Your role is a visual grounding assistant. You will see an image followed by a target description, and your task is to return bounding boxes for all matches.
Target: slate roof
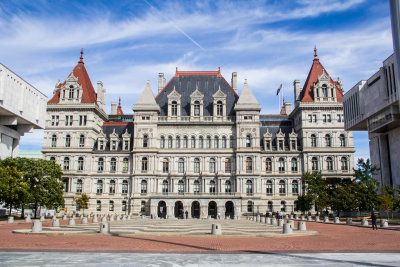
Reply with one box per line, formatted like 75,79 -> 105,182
155,70 -> 239,116
260,118 -> 295,147
93,123 -> 133,152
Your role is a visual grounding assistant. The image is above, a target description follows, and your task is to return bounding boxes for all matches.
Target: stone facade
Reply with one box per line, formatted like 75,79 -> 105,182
43,50 -> 354,217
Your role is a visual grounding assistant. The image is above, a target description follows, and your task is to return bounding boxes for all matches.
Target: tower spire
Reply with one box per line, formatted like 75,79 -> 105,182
79,48 -> 84,64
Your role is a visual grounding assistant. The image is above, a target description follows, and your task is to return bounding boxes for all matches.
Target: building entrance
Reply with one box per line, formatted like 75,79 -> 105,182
158,201 -> 167,218
174,201 -> 184,218
208,201 -> 217,218
191,201 -> 200,218
225,201 -> 234,219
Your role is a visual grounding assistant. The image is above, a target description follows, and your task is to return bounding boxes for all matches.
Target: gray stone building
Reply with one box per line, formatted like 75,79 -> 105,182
43,49 -> 354,217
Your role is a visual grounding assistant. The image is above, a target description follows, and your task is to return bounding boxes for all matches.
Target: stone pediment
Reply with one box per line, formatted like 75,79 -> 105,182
122,129 -> 131,138
276,128 -> 285,138
190,86 -> 204,99
213,86 -> 226,98
167,86 -> 181,100
263,128 -> 272,138
289,128 -> 298,138
110,128 -> 119,139
318,70 -> 330,83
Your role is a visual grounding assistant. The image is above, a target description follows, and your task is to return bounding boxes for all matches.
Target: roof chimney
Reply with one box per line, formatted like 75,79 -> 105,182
293,80 -> 301,107
231,72 -> 238,93
158,73 -> 165,93
111,102 -> 117,115
285,102 -> 292,115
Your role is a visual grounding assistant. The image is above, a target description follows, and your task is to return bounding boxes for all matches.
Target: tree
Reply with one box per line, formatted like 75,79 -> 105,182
354,158 -> 380,211
300,171 -> 328,213
74,193 -> 90,215
331,179 -> 359,215
296,194 -> 314,213
379,185 -> 396,219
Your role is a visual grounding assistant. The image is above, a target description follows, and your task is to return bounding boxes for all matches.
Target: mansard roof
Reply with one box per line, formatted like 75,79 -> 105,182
300,48 -> 343,103
155,68 -> 239,116
93,122 -> 134,152
48,49 -> 97,104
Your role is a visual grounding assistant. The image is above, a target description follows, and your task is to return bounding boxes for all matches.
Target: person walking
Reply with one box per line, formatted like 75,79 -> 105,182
371,212 -> 378,230
185,210 -> 188,219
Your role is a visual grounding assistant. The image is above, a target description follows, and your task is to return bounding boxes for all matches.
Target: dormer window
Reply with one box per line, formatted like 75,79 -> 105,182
171,101 -> 177,116
124,140 -> 129,150
322,84 -> 328,98
99,140 -> 104,150
194,101 -> 200,116
69,85 -> 74,99
217,101 -> 223,116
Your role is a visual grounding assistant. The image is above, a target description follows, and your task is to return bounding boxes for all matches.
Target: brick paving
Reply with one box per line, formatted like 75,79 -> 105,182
1,218 -> 400,253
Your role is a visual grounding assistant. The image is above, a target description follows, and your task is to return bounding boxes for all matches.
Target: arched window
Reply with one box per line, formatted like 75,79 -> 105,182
326,157 -> 333,171
109,180 -> 116,194
122,158 -> 129,173
209,158 -> 216,173
194,100 -> 200,116
341,157 -> 349,171
340,134 -> 346,147
206,136 -> 211,148
225,180 -> 231,193
63,178 -> 69,192
266,180 -> 273,195
98,158 -> 104,172
194,158 -> 200,173
77,157 -> 84,171
171,100 -> 177,116
183,136 -> 188,148
247,200 -> 253,212
199,136 -> 203,148
122,180 -> 128,194
160,136 -> 165,148
246,180 -> 253,194
109,200 -> 114,211
178,158 -> 185,173
76,179 -> 82,193
50,156 -> 56,162
222,136 -> 227,148
97,180 -> 103,194
141,157 -> 148,172
217,100 -> 223,116
143,134 -> 148,148
311,134 -> 317,147
63,157 -> 70,171
110,157 -> 117,172
291,158 -> 298,172
278,157 -> 285,173
96,200 -> 101,211
322,84 -> 328,98
79,135 -> 85,147
162,158 -> 169,173
246,157 -> 253,173
141,180 -> 147,194
176,136 -> 180,148
292,180 -> 299,195
225,158 -> 231,173
209,180 -> 216,194
312,157 -> 319,171
168,136 -> 173,148
230,136 -> 234,148
268,201 -> 273,212
162,180 -> 169,194
191,136 -> 196,148
194,180 -> 200,194
246,134 -> 251,147
51,134 -> 57,147
279,180 -> 286,195
178,180 -> 185,194
281,201 -> 286,212
265,158 -> 272,172
65,134 -> 71,147
214,136 -> 219,148
325,134 -> 331,147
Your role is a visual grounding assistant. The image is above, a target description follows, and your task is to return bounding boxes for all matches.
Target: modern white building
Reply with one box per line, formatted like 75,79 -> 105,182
43,49 -> 354,217
0,62 -> 47,159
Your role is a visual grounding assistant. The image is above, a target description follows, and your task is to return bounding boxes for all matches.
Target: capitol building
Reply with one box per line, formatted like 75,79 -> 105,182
42,49 -> 355,218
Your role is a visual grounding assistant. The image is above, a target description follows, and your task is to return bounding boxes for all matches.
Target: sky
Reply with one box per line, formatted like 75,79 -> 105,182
0,0 -> 393,160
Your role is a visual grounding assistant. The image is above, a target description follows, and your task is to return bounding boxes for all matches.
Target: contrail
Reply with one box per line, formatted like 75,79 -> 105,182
143,0 -> 205,51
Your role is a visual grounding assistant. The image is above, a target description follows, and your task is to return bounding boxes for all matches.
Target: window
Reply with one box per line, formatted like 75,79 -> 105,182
194,100 -> 200,116
199,136 -> 203,148
322,84 -> 328,97
69,86 -> 74,99
97,180 -> 103,194
98,158 -> 104,172
308,114 -> 313,123
194,158 -> 200,173
122,158 -> 129,173
142,157 -> 148,172
208,158 -> 216,173
141,180 -> 147,194
63,157 -> 70,171
311,134 -> 317,147
279,180 -> 286,195
278,140 -> 284,150
178,180 -> 185,194
77,157 -> 84,171
79,135 -> 85,147
109,200 -> 114,211
206,136 -> 211,148
291,140 -> 296,150
162,158 -> 169,173
178,158 -> 185,173
265,158 -> 272,172
183,136 -> 188,148
65,115 -> 73,126
176,136 -> 180,148
327,157 -> 333,171
111,140 -> 117,150
65,134 -> 71,147
209,180 -> 216,194
124,140 -> 129,150
268,201 -> 273,212
109,180 -> 116,194
291,158 -> 298,172
230,136 -> 234,148
281,201 -> 286,212
246,157 -> 253,173
99,140 -> 104,150
110,158 -> 117,172
312,157 -> 319,171
122,180 -> 128,194
141,201 -> 146,212
217,101 -> 223,116
51,115 -> 59,126
246,180 -> 253,194
266,180 -> 273,195
265,140 -> 271,150
337,114 -> 343,123
143,135 -> 148,148
97,200 -> 101,211
50,156 -> 56,162
313,114 -> 317,122
323,114 -> 331,123
162,180 -> 169,194
225,180 -> 231,193
194,180 -> 200,194
160,136 -> 165,148
168,136 -> 173,148
141,116 -> 150,120
247,201 -> 253,212
171,101 -> 177,116
325,134 -> 331,147
278,158 -> 285,173
341,157 -> 349,171
79,115 -> 87,126
225,158 -> 231,173
214,136 -> 219,148
122,201 -> 127,212
51,134 -> 57,147
222,136 -> 227,148
246,135 -> 251,148
340,134 -> 346,147
292,180 -> 299,195
191,136 -> 196,148
63,178 -> 69,192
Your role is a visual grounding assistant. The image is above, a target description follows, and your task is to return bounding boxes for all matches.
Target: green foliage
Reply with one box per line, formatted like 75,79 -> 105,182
296,194 -> 314,212
74,193 -> 90,215
354,158 -> 380,211
379,185 -> 396,218
330,179 -> 359,212
0,165 -> 29,214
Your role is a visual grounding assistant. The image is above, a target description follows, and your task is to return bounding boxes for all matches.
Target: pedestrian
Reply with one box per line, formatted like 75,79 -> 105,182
218,212 -> 221,220
266,211 -> 270,218
150,213 -> 153,219
185,210 -> 188,219
371,212 -> 378,230
272,211 -> 275,218
279,211 -> 283,219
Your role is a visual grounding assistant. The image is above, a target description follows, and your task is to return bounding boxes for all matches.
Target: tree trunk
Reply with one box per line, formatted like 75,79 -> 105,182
9,203 -> 12,216
34,202 -> 38,218
21,206 -> 25,219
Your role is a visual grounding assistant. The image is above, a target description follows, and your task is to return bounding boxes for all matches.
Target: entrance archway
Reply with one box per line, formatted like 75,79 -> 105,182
208,201 -> 217,218
174,201 -> 184,218
158,201 -> 167,218
191,201 -> 200,219
225,201 -> 234,219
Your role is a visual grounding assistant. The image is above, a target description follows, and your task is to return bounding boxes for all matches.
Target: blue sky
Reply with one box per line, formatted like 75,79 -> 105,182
0,0 -> 393,160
